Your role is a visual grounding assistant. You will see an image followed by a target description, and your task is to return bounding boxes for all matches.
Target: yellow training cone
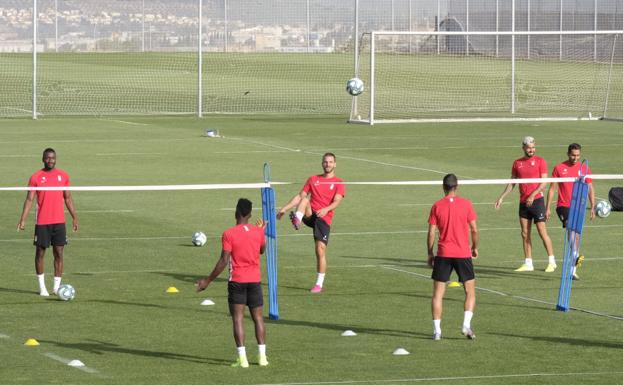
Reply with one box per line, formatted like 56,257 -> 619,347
24,338 -> 40,346
166,287 -> 179,293
447,281 -> 461,288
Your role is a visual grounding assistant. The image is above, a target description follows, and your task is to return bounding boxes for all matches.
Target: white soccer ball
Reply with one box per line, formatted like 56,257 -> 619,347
346,77 -> 364,96
596,200 -> 612,218
192,231 -> 207,247
57,284 -> 75,301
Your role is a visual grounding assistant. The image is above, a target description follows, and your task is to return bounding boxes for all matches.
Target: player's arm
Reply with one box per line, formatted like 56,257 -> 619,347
196,250 -> 231,292
588,182 -> 596,220
469,220 -> 479,258
17,190 -> 36,231
276,190 -> 308,219
255,219 -> 267,254
495,178 -> 516,210
427,224 -> 437,267
526,172 -> 548,207
316,193 -> 344,217
64,190 -> 78,232
545,182 -> 557,221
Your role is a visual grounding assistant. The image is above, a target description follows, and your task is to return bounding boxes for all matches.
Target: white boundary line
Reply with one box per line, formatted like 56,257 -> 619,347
98,118 -> 150,126
251,371 -> 623,385
381,266 -> 623,321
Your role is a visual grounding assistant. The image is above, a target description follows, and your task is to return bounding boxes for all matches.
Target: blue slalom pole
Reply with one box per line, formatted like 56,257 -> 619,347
556,161 -> 590,312
261,163 -> 279,320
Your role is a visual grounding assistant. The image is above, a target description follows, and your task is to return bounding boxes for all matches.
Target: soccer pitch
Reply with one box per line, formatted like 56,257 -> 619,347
1,116 -> 622,384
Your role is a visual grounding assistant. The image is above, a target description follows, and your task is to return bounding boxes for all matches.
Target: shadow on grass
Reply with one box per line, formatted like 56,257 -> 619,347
0,286 -> 38,295
38,338 -> 232,365
268,318 -> 429,339
339,255 -> 422,266
488,332 -> 623,350
151,271 -> 226,284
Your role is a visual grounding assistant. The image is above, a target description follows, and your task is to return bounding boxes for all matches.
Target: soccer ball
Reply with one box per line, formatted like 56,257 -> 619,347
596,200 -> 612,218
346,77 -> 364,96
192,231 -> 207,247
57,284 -> 75,301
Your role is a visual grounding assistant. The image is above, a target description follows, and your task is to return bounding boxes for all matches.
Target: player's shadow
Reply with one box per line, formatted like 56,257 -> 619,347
339,255 -> 422,266
488,332 -> 623,350
473,265 -> 552,281
0,286 -> 39,295
37,338 -> 232,365
268,318 -> 428,339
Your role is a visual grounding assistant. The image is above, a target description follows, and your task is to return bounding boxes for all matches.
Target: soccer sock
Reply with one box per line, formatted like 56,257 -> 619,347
433,319 -> 441,334
37,274 -> 46,292
524,258 -> 533,267
236,346 -> 247,359
258,344 -> 266,356
548,255 -> 556,264
315,273 -> 325,287
295,211 -> 304,221
463,311 -> 474,329
53,276 -> 62,292
572,266 -> 577,275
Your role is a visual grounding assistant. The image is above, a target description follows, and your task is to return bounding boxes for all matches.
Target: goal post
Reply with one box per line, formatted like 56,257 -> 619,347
350,30 -> 623,124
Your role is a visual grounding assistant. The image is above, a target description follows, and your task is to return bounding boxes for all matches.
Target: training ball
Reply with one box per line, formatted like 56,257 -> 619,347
57,284 -> 76,301
346,77 -> 364,96
192,231 -> 207,247
596,200 -> 611,218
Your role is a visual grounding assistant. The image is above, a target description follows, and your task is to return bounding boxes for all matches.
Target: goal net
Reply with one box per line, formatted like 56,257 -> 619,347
350,31 -> 623,124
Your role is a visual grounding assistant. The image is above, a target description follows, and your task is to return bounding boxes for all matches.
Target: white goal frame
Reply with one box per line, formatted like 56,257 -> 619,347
350,30 -> 623,125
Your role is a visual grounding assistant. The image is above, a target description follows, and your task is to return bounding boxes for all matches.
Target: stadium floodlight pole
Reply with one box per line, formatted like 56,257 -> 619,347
436,0 -> 440,54
54,0 -> 58,53
306,0 -> 310,53
142,0 -> 145,52
32,0 -> 37,120
466,0 -> 469,56
511,0 -> 516,114
198,0 -> 203,118
594,0 -> 598,62
560,0 -> 563,61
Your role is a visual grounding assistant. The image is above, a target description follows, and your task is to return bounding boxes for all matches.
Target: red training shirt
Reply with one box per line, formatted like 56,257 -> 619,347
511,155 -> 548,203
302,175 -> 346,226
552,161 -> 592,208
428,196 -> 477,258
28,168 -> 70,225
222,223 -> 266,283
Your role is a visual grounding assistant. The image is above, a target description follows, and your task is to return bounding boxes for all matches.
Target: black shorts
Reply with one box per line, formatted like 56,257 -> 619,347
228,282 -> 263,308
519,197 -> 547,223
556,206 -> 569,228
431,257 -> 475,283
34,224 -> 67,248
302,214 -> 331,245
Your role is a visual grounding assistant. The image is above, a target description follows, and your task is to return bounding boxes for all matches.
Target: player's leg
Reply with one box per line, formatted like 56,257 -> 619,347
228,282 -> 249,368
430,257 -> 451,340
456,258 -> 476,339
533,199 -> 556,272
515,217 -> 535,271
290,196 -> 310,230
249,305 -> 268,366
50,224 -> 67,294
34,225 -> 50,296
310,219 -> 330,293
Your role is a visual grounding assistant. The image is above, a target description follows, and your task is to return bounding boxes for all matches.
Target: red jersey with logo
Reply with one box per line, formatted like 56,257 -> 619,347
222,223 -> 266,283
302,175 -> 346,226
428,196 -> 477,258
28,168 -> 70,225
511,155 -> 548,203
552,161 -> 592,208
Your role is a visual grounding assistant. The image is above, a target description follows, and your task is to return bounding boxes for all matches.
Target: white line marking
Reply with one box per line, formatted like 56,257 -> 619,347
95,153 -> 163,156
0,333 -> 10,339
0,154 -> 38,158
251,371 -> 623,385
98,119 -> 149,126
80,209 -> 135,213
398,202 -> 507,206
382,265 -> 623,321
43,352 -> 99,374
225,137 -> 301,152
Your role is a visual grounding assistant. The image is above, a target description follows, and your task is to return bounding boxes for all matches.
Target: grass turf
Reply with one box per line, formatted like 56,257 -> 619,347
0,116 -> 622,384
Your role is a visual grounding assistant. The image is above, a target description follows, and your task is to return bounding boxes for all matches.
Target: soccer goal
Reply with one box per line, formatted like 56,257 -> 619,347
350,30 -> 623,124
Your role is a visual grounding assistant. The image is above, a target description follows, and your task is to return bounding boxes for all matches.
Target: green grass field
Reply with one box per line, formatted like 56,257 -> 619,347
1,116 -> 622,384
